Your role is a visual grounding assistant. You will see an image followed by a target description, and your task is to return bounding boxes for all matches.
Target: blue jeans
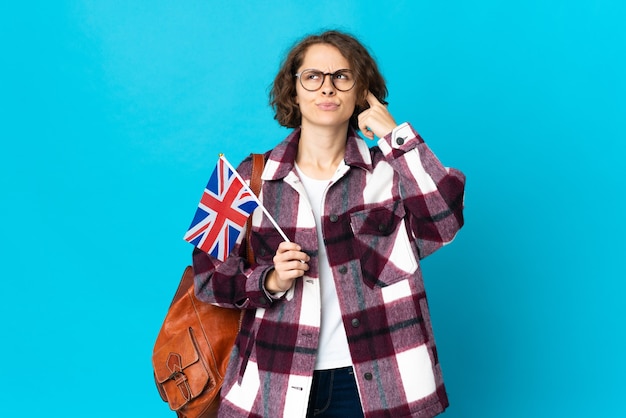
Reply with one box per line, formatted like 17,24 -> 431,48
306,366 -> 365,417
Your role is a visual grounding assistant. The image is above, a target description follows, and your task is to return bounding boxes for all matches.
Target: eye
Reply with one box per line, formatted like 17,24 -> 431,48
304,70 -> 322,80
333,70 -> 352,81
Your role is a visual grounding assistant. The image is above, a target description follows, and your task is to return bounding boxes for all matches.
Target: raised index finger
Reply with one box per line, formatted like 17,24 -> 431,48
366,91 -> 383,107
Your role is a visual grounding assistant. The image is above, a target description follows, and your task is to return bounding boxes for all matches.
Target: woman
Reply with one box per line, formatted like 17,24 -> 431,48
193,30 -> 465,418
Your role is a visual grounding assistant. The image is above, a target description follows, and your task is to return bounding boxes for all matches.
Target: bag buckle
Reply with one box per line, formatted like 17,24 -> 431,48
166,352 -> 192,402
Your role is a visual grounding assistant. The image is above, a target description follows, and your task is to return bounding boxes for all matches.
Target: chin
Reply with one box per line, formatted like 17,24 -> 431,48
314,114 -> 352,127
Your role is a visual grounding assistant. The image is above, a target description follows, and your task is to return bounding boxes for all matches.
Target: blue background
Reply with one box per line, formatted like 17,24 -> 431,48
1,1 -> 624,417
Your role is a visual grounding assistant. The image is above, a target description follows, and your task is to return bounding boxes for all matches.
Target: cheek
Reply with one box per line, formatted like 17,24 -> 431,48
294,88 -> 308,106
346,94 -> 359,111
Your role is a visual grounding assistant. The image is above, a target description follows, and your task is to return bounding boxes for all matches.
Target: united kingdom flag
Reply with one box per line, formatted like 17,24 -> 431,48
184,155 -> 259,261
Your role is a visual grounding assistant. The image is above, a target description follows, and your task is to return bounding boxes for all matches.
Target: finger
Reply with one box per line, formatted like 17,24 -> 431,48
365,91 -> 382,108
277,263 -> 307,281
359,124 -> 374,140
358,112 -> 375,140
275,244 -> 301,261
274,248 -> 308,267
288,259 -> 308,272
277,241 -> 300,252
286,250 -> 308,264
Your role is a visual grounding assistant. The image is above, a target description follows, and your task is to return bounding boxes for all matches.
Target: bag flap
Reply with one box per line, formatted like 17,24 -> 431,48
153,328 -> 202,383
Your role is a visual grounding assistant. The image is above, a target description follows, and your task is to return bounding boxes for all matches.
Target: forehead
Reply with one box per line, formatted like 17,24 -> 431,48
299,43 -> 350,71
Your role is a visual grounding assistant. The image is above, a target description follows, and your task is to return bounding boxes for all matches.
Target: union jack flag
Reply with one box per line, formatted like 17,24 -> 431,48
184,155 -> 259,261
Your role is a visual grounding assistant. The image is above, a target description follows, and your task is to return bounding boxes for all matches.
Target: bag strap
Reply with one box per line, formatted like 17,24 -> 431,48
245,153 -> 265,264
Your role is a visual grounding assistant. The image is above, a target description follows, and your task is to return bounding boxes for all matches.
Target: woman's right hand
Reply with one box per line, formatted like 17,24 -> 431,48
265,241 -> 310,293
358,91 -> 397,140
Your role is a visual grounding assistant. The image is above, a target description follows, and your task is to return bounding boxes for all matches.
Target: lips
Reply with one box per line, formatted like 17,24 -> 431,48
316,102 -> 339,111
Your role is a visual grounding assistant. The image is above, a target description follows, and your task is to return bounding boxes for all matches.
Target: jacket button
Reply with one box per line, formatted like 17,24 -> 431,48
364,372 -> 373,380
396,137 -> 405,145
351,318 -> 360,328
329,214 -> 339,222
258,297 -> 268,305
338,266 -> 347,274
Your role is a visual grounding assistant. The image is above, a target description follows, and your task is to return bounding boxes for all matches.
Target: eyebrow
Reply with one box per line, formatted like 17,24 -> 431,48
300,68 -> 352,72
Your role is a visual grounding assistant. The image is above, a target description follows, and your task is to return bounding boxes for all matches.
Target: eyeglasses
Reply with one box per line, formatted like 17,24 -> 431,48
294,69 -> 356,92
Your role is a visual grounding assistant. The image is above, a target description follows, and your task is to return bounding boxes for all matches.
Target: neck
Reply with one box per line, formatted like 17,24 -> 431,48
296,123 -> 348,180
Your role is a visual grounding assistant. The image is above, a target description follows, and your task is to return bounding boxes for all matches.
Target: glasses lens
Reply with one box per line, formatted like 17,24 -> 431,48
300,70 -> 323,91
331,70 -> 354,91
299,70 -> 355,91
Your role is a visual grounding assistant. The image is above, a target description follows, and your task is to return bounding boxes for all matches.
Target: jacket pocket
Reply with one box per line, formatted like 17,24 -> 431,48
350,201 -> 418,288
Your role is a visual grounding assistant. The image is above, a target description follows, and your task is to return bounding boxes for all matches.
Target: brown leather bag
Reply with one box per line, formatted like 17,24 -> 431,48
153,154 -> 265,417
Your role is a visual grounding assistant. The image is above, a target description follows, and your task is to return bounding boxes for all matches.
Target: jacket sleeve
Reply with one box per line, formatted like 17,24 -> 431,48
377,122 -> 466,259
192,155 -> 277,309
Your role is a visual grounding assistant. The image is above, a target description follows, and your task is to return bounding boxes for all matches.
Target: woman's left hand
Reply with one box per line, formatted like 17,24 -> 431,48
358,91 -> 398,140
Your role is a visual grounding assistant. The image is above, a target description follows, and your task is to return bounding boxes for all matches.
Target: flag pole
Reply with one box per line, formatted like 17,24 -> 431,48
220,154 -> 291,243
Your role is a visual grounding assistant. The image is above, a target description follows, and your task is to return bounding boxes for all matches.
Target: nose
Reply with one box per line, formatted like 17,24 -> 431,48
320,74 -> 336,95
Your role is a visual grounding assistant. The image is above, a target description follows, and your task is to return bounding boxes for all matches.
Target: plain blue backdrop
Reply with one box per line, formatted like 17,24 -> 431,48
1,1 -> 625,417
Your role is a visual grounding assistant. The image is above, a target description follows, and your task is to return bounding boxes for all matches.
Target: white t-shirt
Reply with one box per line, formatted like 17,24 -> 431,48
295,164 -> 352,370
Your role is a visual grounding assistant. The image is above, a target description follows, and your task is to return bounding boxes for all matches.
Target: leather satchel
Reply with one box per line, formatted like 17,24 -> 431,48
153,154 -> 265,417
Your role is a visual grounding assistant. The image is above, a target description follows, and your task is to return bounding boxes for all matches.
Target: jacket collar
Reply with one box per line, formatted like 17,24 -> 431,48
262,127 -> 373,181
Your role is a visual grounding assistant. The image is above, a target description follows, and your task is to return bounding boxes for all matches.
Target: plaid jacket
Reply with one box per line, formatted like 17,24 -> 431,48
193,123 -> 465,418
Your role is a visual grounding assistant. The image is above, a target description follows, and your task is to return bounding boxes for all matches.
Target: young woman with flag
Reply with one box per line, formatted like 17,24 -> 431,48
192,30 -> 465,418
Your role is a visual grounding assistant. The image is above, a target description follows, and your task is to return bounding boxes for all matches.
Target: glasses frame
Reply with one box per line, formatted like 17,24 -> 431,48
294,69 -> 356,92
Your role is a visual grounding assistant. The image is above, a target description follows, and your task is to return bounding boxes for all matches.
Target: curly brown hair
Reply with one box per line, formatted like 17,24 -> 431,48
269,30 -> 388,130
